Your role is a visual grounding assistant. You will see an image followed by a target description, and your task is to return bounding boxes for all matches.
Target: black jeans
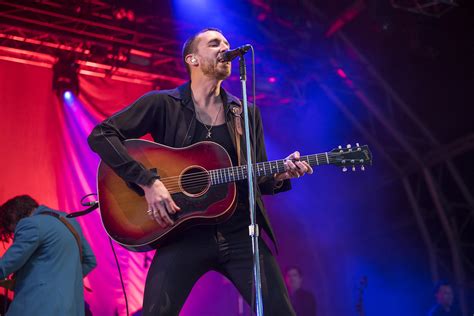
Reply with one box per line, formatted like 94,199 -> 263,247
142,209 -> 295,316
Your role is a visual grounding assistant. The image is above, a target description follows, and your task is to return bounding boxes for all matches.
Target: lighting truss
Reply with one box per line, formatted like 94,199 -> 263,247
0,0 -> 186,87
391,0 -> 459,17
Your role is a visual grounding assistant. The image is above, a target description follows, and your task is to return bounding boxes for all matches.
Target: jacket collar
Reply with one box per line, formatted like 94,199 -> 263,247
31,205 -> 50,215
166,81 -> 242,114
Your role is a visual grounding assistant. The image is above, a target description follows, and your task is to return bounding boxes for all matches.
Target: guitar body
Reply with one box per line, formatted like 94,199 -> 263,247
97,140 -> 237,251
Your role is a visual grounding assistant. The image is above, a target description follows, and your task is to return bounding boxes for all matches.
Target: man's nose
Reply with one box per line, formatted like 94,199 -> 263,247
220,44 -> 230,52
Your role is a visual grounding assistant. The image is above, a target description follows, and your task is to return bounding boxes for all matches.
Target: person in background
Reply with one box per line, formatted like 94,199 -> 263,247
285,266 -> 317,316
427,280 -> 461,316
0,195 -> 96,316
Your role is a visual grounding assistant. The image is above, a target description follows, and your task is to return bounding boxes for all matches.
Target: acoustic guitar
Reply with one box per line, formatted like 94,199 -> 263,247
97,139 -> 372,251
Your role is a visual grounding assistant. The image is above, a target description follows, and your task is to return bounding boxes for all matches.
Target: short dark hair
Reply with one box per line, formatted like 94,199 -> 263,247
0,195 -> 38,242
285,266 -> 303,277
433,280 -> 452,294
182,27 -> 223,74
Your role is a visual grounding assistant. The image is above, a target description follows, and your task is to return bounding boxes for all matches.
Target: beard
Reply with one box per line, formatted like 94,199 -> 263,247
201,57 -> 231,80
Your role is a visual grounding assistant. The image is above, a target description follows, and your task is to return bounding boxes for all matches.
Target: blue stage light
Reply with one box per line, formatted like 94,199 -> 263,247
63,90 -> 72,100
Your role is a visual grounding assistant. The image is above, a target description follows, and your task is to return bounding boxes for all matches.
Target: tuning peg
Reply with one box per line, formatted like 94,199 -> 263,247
361,165 -> 365,171
342,167 -> 348,172
346,144 -> 351,149
356,142 -> 360,147
352,166 -> 356,172
338,145 -> 342,149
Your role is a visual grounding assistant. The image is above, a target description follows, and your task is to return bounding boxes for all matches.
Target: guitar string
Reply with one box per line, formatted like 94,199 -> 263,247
154,157 -> 344,194
152,153 -> 343,184
157,156 -> 341,188
161,162 -> 356,194
157,156 -> 344,188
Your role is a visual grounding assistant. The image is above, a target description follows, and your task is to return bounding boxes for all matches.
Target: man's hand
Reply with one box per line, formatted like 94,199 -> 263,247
139,180 -> 180,228
274,151 -> 313,182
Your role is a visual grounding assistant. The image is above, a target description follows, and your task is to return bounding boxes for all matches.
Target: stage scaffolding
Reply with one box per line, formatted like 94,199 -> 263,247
0,0 -> 472,314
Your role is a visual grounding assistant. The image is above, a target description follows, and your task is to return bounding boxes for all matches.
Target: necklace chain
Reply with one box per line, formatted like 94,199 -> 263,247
193,95 -> 223,139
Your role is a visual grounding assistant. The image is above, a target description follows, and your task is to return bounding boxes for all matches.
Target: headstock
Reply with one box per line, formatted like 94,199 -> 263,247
329,143 -> 372,172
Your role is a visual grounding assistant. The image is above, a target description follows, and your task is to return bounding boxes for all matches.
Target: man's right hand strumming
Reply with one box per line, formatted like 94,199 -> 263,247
139,180 -> 181,228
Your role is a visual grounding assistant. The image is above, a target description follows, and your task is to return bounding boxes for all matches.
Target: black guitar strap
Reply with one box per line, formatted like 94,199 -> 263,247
40,211 -> 83,263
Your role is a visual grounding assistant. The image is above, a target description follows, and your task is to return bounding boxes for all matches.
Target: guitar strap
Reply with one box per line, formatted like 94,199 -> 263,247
231,104 -> 243,165
40,211 -> 83,263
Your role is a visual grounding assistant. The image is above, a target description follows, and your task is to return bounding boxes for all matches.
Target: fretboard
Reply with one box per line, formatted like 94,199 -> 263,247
209,152 -> 333,185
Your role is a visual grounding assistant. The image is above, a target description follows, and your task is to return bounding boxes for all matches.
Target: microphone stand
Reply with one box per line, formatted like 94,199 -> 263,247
239,54 -> 264,316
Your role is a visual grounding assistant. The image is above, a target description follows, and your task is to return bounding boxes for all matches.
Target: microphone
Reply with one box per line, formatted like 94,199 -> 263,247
218,44 -> 251,62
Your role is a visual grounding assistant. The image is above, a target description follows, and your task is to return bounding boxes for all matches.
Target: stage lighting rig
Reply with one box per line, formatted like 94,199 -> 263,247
52,55 -> 79,98
391,0 -> 458,17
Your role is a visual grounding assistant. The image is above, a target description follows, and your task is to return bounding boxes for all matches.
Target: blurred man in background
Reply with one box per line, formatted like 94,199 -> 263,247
285,266 -> 317,316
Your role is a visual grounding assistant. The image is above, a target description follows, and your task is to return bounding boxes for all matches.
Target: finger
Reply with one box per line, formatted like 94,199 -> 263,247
288,169 -> 300,178
151,205 -> 165,227
286,160 -> 297,171
160,201 -> 174,226
171,200 -> 181,212
163,198 -> 176,214
155,201 -> 170,227
294,151 -> 300,160
167,196 -> 181,212
303,161 -> 314,174
295,161 -> 308,175
146,207 -> 154,220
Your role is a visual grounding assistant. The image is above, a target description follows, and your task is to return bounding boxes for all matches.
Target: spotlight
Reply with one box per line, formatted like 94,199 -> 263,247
63,90 -> 73,100
53,55 -> 79,98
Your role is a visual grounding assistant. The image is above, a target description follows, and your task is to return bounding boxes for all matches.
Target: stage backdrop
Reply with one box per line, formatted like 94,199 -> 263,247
1,58 -> 431,316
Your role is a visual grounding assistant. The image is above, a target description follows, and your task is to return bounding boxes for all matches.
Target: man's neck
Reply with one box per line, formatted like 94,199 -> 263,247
190,77 -> 223,108
289,287 -> 301,295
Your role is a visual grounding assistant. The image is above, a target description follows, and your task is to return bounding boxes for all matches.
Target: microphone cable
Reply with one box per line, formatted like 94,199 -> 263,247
72,193 -> 130,316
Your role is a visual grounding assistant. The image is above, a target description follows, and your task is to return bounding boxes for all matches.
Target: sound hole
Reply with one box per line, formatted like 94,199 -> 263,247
180,166 -> 210,197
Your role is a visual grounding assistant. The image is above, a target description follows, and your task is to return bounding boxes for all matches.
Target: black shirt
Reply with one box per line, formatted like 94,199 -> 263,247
193,121 -> 251,231
87,82 -> 291,244
290,288 -> 317,316
427,305 -> 461,316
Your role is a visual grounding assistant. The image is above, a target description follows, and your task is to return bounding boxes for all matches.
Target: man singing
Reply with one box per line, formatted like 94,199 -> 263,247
88,28 -> 312,315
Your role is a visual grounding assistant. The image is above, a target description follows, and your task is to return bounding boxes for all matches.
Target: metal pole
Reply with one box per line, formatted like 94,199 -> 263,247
239,54 -> 264,316
422,168 -> 468,316
402,177 -> 439,281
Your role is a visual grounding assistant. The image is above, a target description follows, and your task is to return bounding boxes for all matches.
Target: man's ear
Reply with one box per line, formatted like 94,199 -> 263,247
186,54 -> 198,66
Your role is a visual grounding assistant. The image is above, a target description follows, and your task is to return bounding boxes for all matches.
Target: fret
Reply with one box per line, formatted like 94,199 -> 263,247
209,150 -> 341,185
230,167 -> 236,181
277,160 -> 284,173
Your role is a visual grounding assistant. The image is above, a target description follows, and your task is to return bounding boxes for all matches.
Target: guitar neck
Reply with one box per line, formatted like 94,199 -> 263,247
210,152 -> 332,185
